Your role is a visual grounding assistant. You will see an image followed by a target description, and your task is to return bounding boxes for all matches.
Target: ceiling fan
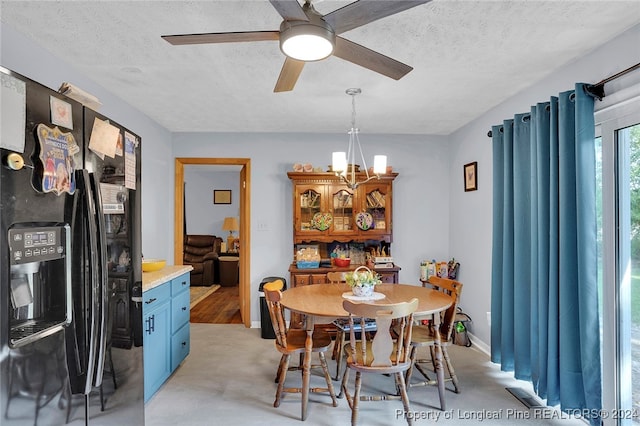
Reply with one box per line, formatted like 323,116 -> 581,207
161,0 -> 431,92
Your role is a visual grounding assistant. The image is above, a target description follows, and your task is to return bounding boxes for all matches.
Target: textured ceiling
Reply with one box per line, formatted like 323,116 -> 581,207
1,0 -> 639,135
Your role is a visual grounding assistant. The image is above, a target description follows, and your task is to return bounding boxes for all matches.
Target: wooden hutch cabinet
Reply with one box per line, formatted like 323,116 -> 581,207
288,171 -> 397,243
287,171 -> 400,328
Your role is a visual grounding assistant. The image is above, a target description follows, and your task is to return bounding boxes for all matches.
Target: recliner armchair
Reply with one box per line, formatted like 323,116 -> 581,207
183,234 -> 222,286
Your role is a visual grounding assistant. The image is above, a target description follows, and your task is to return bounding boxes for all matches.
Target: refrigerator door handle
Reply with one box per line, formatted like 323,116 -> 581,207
77,170 -> 100,395
88,172 -> 109,388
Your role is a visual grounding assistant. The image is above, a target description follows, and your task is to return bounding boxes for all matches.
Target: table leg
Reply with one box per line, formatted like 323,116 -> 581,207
301,315 -> 314,421
432,314 -> 446,411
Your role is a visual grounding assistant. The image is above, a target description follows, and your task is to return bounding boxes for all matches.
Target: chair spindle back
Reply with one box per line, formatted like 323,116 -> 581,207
424,276 -> 463,341
343,298 -> 418,368
263,279 -> 287,349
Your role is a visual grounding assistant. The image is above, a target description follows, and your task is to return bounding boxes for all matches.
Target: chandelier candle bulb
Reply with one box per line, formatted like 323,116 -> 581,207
332,152 -> 347,173
373,155 -> 387,174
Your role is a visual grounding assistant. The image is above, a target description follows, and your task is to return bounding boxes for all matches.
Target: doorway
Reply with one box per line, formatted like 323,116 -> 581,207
174,157 -> 251,328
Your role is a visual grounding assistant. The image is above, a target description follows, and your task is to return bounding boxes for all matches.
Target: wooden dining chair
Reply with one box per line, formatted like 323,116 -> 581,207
326,271 -> 379,381
326,271 -> 349,379
262,280 -> 338,415
340,298 -> 419,426
405,276 -> 463,410
325,271 -> 347,283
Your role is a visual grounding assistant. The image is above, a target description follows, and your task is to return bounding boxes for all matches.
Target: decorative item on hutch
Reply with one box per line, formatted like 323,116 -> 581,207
355,211 -> 374,230
296,246 -> 320,269
311,212 -> 332,231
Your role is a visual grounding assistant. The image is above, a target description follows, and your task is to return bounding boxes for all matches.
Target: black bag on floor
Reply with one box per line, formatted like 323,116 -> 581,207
453,308 -> 472,347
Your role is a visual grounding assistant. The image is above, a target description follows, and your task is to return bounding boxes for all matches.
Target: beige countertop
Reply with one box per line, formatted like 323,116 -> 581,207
142,265 -> 193,292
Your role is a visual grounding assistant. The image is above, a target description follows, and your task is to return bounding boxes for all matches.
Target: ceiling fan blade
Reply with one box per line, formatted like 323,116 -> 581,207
269,0 -> 309,21
274,57 -> 305,92
162,31 -> 280,45
324,0 -> 431,34
333,36 -> 412,80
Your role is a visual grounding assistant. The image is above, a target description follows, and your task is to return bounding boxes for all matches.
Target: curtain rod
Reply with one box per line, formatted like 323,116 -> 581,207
584,62 -> 640,101
487,62 -> 640,137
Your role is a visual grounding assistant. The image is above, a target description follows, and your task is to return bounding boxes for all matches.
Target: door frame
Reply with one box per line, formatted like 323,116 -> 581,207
597,94 -> 640,426
174,157 -> 251,327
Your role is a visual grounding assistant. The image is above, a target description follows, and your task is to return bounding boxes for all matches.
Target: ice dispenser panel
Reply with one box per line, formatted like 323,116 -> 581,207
8,224 -> 72,347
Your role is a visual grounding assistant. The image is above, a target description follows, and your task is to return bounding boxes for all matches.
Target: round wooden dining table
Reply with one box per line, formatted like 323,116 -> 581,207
280,283 -> 453,421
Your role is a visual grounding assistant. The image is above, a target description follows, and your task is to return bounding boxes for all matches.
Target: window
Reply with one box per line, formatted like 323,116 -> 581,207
597,91 -> 640,425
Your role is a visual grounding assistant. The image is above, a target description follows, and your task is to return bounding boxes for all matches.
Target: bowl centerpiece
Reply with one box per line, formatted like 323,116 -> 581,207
142,258 -> 166,272
346,266 -> 382,297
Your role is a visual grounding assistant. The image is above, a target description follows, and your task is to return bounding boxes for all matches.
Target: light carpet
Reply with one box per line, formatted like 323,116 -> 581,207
189,285 -> 220,309
146,324 -> 588,426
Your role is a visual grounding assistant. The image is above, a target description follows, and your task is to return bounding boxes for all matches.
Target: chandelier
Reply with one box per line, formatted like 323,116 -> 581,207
331,88 -> 387,189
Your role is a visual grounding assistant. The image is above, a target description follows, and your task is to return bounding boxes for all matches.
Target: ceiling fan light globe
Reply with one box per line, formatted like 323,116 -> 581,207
282,35 -> 332,61
280,21 -> 335,62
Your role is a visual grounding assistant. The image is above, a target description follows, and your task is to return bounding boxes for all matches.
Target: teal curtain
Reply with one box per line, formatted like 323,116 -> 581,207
491,83 -> 601,425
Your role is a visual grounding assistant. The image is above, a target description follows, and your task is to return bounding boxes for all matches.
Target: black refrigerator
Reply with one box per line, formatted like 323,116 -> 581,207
0,67 -> 144,425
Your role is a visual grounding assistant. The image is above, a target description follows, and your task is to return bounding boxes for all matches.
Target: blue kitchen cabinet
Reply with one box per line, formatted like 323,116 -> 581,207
143,283 -> 171,402
170,273 -> 191,371
143,271 -> 191,402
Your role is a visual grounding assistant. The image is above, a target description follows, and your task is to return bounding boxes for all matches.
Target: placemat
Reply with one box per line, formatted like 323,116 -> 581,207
341,291 -> 386,301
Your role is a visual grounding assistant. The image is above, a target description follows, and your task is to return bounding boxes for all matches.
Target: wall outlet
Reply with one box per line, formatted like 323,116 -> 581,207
257,220 -> 269,231
486,311 -> 491,326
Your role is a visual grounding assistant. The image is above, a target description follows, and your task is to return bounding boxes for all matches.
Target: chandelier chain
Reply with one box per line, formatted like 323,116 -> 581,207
351,91 -> 357,131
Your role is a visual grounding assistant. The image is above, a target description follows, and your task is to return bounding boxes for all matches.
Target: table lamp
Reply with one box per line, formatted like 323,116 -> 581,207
222,216 -> 239,252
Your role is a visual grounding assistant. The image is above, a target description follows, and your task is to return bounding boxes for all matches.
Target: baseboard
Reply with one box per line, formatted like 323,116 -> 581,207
252,320 -> 291,330
468,332 -> 490,356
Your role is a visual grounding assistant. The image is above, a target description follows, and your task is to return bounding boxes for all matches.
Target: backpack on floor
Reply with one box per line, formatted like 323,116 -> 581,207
453,307 -> 472,347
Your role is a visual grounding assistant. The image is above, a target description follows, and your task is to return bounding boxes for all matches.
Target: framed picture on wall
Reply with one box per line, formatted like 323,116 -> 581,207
214,189 -> 232,204
464,162 -> 477,192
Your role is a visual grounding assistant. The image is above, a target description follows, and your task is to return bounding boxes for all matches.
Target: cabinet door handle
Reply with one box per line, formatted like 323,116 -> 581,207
145,297 -> 157,304
145,317 -> 151,335
181,341 -> 187,347
182,281 -> 187,287
182,306 -> 187,311
149,314 -> 155,333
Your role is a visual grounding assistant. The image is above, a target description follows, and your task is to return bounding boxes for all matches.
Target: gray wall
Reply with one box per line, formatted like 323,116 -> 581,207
172,132 -> 452,323
448,24 -> 640,348
184,167 -> 240,238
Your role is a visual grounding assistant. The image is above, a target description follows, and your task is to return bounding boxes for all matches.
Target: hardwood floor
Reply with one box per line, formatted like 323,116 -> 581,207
190,285 -> 242,324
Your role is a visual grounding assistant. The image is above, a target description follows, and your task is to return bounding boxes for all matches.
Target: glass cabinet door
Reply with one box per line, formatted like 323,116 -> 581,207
297,186 -> 323,232
360,183 -> 391,237
330,186 -> 355,233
